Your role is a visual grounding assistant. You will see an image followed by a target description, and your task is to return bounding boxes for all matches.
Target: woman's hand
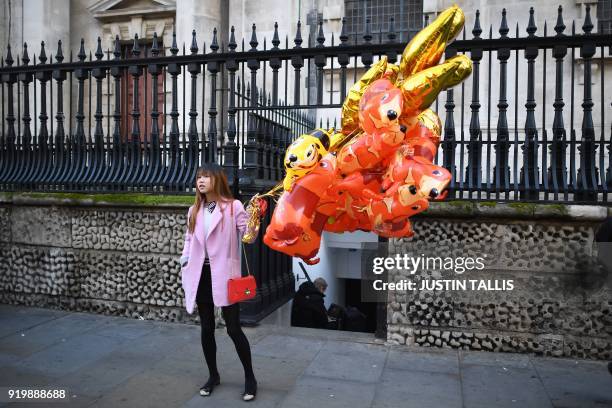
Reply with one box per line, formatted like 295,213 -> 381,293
180,256 -> 189,269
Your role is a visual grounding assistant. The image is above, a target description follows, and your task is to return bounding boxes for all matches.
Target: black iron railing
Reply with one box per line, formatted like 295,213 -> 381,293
0,5 -> 611,204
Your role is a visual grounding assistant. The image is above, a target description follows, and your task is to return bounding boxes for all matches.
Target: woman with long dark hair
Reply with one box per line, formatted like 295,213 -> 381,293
180,163 -> 257,401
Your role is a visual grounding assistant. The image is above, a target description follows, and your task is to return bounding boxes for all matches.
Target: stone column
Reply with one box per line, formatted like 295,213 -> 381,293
175,0 -> 225,157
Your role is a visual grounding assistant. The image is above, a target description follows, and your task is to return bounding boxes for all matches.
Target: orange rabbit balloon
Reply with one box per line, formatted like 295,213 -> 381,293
336,78 -> 405,175
264,154 -> 338,265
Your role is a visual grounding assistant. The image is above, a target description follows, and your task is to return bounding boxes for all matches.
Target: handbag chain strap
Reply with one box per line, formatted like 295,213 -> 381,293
241,243 -> 252,277
232,204 -> 251,277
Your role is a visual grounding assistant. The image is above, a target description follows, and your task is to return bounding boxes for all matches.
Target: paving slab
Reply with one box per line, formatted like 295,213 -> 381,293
532,357 -> 612,408
461,364 -> 553,408
86,353 -> 203,408
279,375 -> 377,408
250,332 -> 326,362
303,340 -> 387,383
386,347 -> 459,375
0,306 -> 67,338
0,312 -> 111,358
6,332 -> 125,378
372,367 -> 462,408
461,349 -> 532,369
181,382 -> 287,408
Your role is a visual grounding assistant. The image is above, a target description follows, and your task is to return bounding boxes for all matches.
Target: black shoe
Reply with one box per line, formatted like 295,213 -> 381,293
242,377 -> 257,401
200,374 -> 221,397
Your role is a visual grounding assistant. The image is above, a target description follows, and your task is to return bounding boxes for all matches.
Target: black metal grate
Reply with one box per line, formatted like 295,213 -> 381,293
598,0 -> 612,33
344,0 -> 423,43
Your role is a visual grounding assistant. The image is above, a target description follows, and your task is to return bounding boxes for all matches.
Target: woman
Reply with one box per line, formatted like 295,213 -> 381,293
180,163 -> 257,401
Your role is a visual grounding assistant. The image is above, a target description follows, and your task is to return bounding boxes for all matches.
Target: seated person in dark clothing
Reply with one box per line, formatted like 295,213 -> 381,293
291,277 -> 328,329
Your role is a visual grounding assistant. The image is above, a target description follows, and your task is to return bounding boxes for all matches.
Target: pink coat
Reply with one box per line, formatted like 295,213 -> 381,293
181,199 -> 248,312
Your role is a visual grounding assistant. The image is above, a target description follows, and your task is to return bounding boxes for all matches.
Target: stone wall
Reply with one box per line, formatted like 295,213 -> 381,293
386,202 -> 612,360
2,193 -> 611,360
0,193 -> 204,324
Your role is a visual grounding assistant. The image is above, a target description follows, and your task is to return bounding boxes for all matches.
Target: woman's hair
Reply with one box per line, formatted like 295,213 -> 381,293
187,163 -> 235,234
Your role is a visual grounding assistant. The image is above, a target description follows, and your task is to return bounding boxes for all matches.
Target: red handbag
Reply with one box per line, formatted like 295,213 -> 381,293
227,215 -> 257,303
228,273 -> 257,303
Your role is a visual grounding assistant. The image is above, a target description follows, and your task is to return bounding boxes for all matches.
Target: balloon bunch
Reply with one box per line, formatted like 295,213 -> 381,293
243,6 -> 472,265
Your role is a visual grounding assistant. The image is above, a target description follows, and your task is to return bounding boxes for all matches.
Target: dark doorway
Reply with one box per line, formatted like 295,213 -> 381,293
119,41 -> 164,144
344,278 -> 377,333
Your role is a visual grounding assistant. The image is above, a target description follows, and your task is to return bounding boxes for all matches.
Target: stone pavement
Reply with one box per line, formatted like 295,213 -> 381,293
0,304 -> 610,408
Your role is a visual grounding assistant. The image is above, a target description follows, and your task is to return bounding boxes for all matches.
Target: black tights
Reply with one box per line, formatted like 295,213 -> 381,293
197,301 -> 255,382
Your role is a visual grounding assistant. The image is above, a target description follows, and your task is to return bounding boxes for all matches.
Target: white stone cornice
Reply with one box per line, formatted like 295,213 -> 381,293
88,0 -> 176,22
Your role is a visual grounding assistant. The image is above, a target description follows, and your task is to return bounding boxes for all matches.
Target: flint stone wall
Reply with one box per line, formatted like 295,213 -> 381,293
1,194 -> 611,360
386,202 -> 612,360
0,193 -> 208,324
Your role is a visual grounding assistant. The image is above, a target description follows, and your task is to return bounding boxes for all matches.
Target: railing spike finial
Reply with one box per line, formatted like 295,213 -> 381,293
211,27 -> 219,53
387,16 -> 396,43
55,40 -> 63,63
317,18 -> 325,47
190,29 -> 198,54
424,13 -> 429,28
39,41 -> 47,64
132,33 -> 140,57
582,4 -> 593,34
22,42 -> 30,65
151,32 -> 159,56
78,38 -> 86,62
250,23 -> 258,51
473,10 -> 482,38
272,22 -> 280,49
170,29 -> 178,55
95,36 -> 103,60
499,8 -> 509,38
363,17 -> 372,43
5,44 -> 13,66
527,7 -> 537,37
229,26 -> 237,51
294,20 -> 303,48
555,5 -> 566,35
340,17 -> 348,44
515,22 -> 519,38
113,35 -> 121,59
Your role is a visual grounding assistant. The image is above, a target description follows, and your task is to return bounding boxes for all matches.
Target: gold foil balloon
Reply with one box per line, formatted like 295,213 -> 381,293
400,54 -> 472,116
399,5 -> 465,79
384,63 -> 400,85
242,196 -> 265,244
417,109 -> 442,140
341,57 -> 388,135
